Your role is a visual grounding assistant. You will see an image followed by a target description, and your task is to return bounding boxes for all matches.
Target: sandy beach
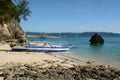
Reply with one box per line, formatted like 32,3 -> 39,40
0,44 -> 77,66
0,44 -> 78,80
0,44 -> 120,80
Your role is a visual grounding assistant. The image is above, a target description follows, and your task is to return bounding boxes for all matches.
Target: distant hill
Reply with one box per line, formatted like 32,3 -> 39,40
26,32 -> 120,37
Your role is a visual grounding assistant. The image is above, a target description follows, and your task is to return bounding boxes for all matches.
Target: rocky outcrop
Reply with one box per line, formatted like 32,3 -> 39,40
0,19 -> 26,42
1,63 -> 120,80
89,33 -> 104,45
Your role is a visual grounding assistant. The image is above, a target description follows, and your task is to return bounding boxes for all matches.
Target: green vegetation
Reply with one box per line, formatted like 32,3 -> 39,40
14,0 -> 31,21
0,0 -> 31,24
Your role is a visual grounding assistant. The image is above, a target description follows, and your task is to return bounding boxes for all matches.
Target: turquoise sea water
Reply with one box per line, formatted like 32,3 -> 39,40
28,35 -> 120,66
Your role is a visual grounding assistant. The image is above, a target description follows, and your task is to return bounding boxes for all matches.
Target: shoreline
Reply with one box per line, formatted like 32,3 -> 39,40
0,44 -> 120,68
50,52 -> 120,68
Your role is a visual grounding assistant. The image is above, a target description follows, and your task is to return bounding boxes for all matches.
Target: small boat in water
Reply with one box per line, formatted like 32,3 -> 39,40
12,47 -> 70,52
14,33 -> 72,52
25,42 -> 73,48
12,41 -> 72,53
26,41 -> 73,48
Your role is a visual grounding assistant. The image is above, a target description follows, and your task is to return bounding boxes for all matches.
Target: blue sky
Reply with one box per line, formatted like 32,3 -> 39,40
21,0 -> 120,33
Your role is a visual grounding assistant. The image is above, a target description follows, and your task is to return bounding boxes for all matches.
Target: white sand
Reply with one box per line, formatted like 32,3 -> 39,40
0,52 -> 59,65
0,44 -> 75,67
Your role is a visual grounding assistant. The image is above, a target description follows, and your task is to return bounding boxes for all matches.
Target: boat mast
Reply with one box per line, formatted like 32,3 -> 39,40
60,32 -> 62,46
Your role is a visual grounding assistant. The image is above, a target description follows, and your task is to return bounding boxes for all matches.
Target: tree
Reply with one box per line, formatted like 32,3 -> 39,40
14,0 -> 31,22
0,0 -> 31,25
0,0 -> 17,24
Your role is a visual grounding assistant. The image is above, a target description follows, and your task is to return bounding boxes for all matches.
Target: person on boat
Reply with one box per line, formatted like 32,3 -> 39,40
44,43 -> 51,47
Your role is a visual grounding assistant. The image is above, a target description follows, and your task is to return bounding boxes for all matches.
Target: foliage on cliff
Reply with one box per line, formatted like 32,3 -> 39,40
0,0 -> 31,24
0,0 -> 31,42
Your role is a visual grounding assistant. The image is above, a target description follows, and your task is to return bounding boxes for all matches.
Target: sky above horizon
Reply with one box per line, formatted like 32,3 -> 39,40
21,0 -> 120,33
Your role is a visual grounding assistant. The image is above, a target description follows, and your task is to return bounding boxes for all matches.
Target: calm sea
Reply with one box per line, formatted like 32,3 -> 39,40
27,34 -> 120,66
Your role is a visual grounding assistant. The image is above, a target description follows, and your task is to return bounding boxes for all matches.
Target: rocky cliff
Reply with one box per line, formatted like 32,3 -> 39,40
0,19 -> 26,42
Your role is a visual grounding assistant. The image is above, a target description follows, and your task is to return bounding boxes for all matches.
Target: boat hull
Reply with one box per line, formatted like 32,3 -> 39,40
12,47 -> 69,52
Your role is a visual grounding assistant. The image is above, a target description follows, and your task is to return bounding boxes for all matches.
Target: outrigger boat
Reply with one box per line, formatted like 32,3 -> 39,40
12,47 -> 70,52
12,33 -> 72,52
25,42 -> 73,48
